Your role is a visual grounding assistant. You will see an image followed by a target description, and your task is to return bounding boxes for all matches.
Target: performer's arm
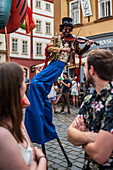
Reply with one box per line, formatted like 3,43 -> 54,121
75,40 -> 94,55
47,37 -> 70,53
47,37 -> 61,53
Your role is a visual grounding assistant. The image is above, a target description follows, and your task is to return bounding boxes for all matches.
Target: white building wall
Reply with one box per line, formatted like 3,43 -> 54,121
0,54 -> 6,62
9,0 -> 54,61
33,0 -> 54,60
33,37 -> 50,60
0,34 -> 6,62
33,0 -> 54,17
33,15 -> 54,38
10,33 -> 30,59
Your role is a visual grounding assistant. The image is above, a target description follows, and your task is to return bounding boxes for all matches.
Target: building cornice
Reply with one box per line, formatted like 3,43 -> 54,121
33,12 -> 54,19
43,0 -> 54,3
0,50 -> 7,54
86,32 -> 113,39
14,31 -> 51,40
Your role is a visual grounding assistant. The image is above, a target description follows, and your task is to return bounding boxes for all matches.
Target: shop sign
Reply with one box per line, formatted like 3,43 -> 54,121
92,39 -> 113,47
80,0 -> 92,17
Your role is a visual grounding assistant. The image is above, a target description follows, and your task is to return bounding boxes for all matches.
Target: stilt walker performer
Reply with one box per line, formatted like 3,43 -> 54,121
25,17 -> 94,146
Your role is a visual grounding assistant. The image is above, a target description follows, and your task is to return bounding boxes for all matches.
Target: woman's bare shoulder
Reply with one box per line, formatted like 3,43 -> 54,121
0,127 -> 28,170
0,127 -> 16,146
0,126 -> 11,137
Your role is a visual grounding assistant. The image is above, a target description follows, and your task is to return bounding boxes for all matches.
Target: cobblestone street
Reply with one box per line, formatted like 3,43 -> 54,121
33,106 -> 85,170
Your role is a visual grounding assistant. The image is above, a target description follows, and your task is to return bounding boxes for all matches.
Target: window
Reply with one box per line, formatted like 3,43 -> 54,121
46,3 -> 50,10
12,38 -> 18,52
98,0 -> 112,19
36,20 -> 42,32
69,0 -> 80,25
36,43 -> 42,55
36,0 -> 41,8
46,22 -> 51,34
22,40 -> 27,54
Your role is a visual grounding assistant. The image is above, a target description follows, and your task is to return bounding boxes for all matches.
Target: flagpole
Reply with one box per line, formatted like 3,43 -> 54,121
5,27 -> 10,62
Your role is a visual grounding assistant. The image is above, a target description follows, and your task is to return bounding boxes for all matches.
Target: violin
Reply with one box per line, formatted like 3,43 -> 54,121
64,34 -> 100,46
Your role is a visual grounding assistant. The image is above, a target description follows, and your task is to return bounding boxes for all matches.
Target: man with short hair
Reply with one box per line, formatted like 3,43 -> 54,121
67,49 -> 113,169
60,72 -> 71,114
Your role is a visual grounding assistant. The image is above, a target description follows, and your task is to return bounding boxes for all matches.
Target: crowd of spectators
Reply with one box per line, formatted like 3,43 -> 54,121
48,73 -> 93,114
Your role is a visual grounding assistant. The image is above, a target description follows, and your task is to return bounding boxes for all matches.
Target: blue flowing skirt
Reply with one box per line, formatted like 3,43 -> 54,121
25,60 -> 65,144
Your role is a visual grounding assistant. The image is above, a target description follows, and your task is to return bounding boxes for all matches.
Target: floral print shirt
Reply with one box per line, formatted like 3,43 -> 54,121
78,82 -> 113,170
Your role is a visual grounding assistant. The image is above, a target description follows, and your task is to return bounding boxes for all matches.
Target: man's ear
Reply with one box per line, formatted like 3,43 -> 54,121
89,65 -> 95,76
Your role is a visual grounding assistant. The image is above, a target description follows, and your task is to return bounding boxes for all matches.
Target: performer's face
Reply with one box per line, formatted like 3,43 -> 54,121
62,26 -> 71,37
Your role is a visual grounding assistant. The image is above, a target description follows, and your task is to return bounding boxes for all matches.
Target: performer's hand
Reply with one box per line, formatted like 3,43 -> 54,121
87,40 -> 94,46
60,48 -> 70,53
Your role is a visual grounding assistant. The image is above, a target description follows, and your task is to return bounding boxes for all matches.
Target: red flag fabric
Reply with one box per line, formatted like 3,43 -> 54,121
73,52 -> 82,84
43,45 -> 52,70
25,6 -> 36,33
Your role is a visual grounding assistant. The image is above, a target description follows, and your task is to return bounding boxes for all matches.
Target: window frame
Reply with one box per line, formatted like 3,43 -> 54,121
46,3 -> 51,11
36,20 -> 42,33
11,38 -> 18,53
22,40 -> 28,55
45,22 -> 51,34
36,42 -> 42,56
36,0 -> 41,8
69,0 -> 80,25
98,0 -> 112,19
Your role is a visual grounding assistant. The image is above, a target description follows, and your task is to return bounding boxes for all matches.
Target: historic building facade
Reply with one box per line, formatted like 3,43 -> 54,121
1,0 -> 113,80
54,0 -> 113,51
54,0 -> 113,80
9,0 -> 54,80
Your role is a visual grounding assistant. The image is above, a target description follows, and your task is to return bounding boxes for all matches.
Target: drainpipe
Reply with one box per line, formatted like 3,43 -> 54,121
30,0 -> 33,59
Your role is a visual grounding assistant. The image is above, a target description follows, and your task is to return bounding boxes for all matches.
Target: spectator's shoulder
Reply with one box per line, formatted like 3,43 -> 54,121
67,78 -> 71,82
84,94 -> 93,103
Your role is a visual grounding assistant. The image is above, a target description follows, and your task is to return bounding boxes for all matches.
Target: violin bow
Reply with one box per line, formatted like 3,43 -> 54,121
73,22 -> 84,44
76,23 -> 84,37
76,21 -> 85,37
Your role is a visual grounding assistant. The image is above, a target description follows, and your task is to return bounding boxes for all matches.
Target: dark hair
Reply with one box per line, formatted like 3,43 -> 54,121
0,62 -> 24,142
87,49 -> 113,81
63,72 -> 68,77
59,25 -> 73,32
59,17 -> 74,32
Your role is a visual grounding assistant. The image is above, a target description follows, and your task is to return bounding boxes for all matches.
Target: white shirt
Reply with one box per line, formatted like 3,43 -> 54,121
18,129 -> 34,166
72,81 -> 80,92
48,85 -> 58,98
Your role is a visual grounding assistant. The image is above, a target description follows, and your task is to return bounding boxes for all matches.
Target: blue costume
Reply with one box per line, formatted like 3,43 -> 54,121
25,17 -> 91,145
25,60 -> 65,144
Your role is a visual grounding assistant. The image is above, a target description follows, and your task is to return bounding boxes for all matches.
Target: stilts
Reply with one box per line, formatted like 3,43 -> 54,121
42,137 -> 72,167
